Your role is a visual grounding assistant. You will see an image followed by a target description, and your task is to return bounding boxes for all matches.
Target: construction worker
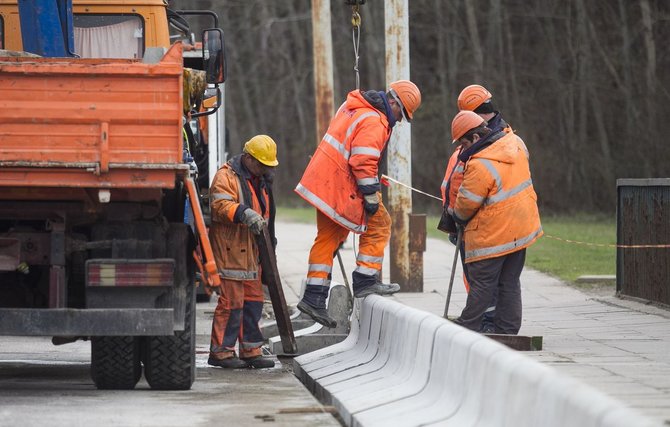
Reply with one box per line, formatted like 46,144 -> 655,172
441,84 -> 513,333
295,80 -> 422,328
208,135 -> 278,369
450,111 -> 542,335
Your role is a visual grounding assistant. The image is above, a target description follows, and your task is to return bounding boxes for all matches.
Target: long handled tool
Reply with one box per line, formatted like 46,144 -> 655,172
335,249 -> 351,294
443,227 -> 463,319
256,227 -> 298,354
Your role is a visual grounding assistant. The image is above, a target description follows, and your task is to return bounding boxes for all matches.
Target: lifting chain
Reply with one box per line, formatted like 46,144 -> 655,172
346,0 -> 365,89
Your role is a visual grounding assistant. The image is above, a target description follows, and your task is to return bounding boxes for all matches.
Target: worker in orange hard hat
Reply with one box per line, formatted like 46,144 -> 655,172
443,85 -> 514,216
295,80 -> 422,328
441,84 -> 523,333
208,135 -> 278,369
448,110 -> 542,335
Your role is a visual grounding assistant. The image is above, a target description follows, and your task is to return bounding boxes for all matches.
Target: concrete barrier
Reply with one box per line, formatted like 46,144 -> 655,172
294,295 -> 661,427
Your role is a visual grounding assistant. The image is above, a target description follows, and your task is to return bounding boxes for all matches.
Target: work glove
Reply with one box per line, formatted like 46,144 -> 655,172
363,193 -> 379,215
241,208 -> 266,235
448,233 -> 458,246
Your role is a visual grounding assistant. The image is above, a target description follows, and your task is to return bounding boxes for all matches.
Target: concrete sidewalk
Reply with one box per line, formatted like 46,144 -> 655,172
274,220 -> 670,425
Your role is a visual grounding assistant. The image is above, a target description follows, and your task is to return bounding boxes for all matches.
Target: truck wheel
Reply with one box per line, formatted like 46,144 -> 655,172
90,336 -> 142,390
143,285 -> 196,390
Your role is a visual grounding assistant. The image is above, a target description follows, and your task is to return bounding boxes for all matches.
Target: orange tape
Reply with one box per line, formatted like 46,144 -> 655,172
543,234 -> 670,249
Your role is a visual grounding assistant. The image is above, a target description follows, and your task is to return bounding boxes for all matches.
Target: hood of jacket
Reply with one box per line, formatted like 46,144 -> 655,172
471,131 -> 523,165
344,90 -> 392,129
486,112 -> 508,134
361,90 -> 396,128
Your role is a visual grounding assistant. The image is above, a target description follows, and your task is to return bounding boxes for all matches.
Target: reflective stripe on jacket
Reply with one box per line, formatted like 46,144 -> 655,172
454,131 -> 542,263
295,90 -> 390,233
209,155 -> 273,280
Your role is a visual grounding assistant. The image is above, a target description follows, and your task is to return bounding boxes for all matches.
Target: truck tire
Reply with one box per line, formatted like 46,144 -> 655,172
90,336 -> 142,390
143,284 -> 196,390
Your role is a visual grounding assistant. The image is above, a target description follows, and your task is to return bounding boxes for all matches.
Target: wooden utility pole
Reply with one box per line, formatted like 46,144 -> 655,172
311,0 -> 335,142
385,0 -> 416,290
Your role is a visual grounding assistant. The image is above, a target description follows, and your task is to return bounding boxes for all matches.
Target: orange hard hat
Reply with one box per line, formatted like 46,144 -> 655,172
389,80 -> 421,122
457,84 -> 492,112
451,111 -> 486,144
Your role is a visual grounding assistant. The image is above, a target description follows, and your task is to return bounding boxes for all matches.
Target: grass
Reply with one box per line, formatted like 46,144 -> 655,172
430,213 -> 616,284
279,206 -> 616,285
524,214 -> 616,283
276,206 -> 316,224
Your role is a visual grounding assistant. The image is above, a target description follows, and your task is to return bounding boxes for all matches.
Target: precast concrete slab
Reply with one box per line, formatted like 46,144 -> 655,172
274,221 -> 670,426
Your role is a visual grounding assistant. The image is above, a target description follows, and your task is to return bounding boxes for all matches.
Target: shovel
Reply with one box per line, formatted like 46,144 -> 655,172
443,227 -> 463,319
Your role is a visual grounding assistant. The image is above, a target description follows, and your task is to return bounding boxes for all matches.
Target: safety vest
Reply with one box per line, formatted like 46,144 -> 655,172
454,131 -> 542,263
295,90 -> 390,233
209,155 -> 272,281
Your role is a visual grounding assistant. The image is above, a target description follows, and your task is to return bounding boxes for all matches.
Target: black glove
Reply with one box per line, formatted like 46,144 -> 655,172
437,208 -> 457,234
363,193 -> 379,215
448,233 -> 458,246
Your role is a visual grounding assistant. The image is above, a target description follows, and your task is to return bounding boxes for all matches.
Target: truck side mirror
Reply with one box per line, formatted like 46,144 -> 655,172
203,28 -> 226,84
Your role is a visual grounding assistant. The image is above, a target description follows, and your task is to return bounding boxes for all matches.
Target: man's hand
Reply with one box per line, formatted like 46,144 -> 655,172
241,208 -> 266,235
363,193 -> 379,215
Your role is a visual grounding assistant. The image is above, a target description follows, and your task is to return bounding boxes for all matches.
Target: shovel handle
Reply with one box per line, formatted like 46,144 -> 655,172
443,227 -> 463,319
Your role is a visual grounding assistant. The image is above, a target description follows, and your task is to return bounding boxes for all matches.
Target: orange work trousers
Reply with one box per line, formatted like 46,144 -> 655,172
210,275 -> 265,360
306,200 -> 391,290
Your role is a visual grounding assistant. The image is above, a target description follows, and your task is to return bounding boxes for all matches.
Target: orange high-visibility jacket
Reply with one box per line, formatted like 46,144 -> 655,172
442,125 -> 517,212
209,156 -> 272,280
454,131 -> 542,263
295,90 -> 390,233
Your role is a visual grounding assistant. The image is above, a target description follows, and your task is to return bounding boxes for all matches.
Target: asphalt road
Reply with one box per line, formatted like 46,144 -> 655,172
0,300 -> 340,427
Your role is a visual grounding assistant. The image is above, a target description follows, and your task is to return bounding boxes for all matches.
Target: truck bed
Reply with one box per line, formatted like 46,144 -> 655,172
0,43 -> 185,189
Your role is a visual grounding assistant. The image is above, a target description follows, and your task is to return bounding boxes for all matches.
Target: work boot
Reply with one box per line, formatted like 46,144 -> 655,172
297,300 -> 337,329
243,356 -> 275,369
352,271 -> 401,298
207,355 -> 248,369
353,281 -> 401,298
480,325 -> 496,334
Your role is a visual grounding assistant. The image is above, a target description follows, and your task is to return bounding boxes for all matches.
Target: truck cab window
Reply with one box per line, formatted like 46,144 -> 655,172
74,14 -> 144,59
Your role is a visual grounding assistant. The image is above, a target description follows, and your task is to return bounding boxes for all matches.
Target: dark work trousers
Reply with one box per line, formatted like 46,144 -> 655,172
456,249 -> 526,335
458,242 -> 497,332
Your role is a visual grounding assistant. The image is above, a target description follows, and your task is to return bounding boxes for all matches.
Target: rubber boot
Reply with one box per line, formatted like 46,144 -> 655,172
352,271 -> 401,298
297,285 -> 336,328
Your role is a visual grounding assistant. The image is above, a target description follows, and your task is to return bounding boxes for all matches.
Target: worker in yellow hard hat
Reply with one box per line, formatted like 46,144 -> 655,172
208,134 -> 278,369
448,110 -> 542,335
294,80 -> 422,328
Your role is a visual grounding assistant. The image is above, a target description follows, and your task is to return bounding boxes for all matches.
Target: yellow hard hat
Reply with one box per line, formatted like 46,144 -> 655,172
243,135 -> 279,166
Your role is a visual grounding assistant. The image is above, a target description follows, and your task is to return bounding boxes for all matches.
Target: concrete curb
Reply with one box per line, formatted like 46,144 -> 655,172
294,295 -> 662,427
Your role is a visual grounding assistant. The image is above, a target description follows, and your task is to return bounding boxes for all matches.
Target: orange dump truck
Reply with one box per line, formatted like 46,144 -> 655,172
0,1 -> 224,390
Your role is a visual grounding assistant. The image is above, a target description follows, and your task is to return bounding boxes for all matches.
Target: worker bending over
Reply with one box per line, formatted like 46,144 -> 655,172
441,84 -> 518,333
208,135 -> 279,369
450,111 -> 542,334
295,80 -> 422,328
